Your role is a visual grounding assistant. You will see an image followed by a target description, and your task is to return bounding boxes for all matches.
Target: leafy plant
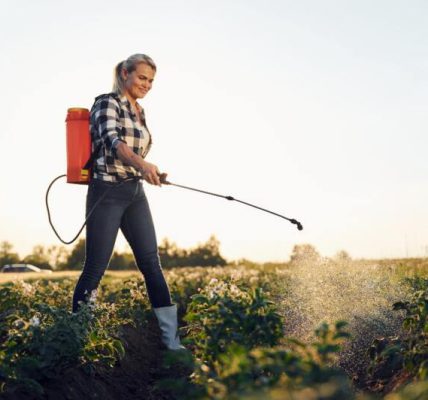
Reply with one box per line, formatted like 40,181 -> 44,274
183,279 -> 283,361
367,277 -> 428,389
166,321 -> 353,400
0,281 -> 133,396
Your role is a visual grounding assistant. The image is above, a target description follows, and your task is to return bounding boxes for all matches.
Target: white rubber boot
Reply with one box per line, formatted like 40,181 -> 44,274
153,304 -> 186,350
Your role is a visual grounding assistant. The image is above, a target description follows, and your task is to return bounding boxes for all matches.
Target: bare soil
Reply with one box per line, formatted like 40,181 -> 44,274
0,317 -> 190,400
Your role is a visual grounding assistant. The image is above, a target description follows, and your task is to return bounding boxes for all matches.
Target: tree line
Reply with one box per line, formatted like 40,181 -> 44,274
0,235 -> 227,271
0,239 -> 355,272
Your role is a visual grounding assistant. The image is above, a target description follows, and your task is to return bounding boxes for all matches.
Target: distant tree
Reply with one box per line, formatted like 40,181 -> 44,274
159,238 -> 189,268
23,245 -> 69,271
109,251 -> 136,270
47,245 -> 69,270
289,244 -> 321,265
159,235 -> 226,268
62,239 -> 86,270
334,250 -> 352,263
187,235 -> 227,267
0,241 -> 20,266
23,245 -> 51,270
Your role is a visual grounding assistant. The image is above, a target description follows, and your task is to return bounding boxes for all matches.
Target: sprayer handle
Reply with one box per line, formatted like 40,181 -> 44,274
158,172 -> 170,185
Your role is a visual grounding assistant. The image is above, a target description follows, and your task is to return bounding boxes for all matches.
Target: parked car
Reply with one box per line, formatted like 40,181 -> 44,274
1,264 -> 53,274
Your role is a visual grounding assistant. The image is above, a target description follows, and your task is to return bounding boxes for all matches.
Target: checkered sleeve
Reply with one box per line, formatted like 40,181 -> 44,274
92,96 -> 126,153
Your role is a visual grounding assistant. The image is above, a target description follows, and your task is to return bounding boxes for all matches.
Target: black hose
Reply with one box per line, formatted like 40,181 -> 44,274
46,174 -> 303,245
45,174 -> 136,244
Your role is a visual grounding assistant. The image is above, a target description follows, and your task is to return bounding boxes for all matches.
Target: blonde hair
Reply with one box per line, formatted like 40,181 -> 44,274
112,53 -> 157,94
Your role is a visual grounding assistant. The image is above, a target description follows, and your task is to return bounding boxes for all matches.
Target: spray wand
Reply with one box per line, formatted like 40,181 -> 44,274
158,173 -> 303,231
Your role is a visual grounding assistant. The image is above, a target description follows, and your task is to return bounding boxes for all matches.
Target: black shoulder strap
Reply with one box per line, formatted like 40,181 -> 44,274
83,142 -> 103,170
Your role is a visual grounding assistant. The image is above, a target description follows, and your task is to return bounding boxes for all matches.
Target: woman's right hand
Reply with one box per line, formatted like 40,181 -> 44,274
140,160 -> 162,186
115,142 -> 165,186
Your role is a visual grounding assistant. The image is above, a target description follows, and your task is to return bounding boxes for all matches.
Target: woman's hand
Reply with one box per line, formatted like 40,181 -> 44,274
115,142 -> 166,186
140,160 -> 163,186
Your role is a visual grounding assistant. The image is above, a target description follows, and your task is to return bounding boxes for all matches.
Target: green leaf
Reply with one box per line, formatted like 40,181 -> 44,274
112,339 -> 125,359
335,320 -> 348,330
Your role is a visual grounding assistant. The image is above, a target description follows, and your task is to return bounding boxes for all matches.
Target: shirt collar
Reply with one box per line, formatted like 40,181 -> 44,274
118,93 -> 145,120
118,94 -> 131,107
119,94 -> 144,115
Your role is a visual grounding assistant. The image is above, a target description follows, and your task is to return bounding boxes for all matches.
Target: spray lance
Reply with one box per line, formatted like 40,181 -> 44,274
46,107 -> 303,245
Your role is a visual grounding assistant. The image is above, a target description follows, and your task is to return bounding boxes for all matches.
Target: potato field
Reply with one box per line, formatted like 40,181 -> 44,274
0,260 -> 427,399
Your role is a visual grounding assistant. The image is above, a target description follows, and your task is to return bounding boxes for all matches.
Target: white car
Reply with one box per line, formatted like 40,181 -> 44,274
1,264 -> 53,274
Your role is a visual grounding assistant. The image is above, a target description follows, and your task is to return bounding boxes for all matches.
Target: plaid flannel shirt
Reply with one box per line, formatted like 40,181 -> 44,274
90,92 -> 153,182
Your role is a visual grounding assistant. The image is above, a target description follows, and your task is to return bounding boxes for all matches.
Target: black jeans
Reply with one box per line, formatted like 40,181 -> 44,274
72,178 -> 172,312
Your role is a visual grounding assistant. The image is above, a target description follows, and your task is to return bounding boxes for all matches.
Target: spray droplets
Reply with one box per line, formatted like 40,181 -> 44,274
279,259 -> 410,378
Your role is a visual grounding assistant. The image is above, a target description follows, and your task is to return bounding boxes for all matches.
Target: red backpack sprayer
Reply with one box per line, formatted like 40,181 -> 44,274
45,107 -> 303,244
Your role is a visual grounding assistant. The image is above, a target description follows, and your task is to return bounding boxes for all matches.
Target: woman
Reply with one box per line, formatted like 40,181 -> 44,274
72,53 -> 185,351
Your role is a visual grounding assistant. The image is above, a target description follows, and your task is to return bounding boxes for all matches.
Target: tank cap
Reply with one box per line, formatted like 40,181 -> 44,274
67,107 -> 89,112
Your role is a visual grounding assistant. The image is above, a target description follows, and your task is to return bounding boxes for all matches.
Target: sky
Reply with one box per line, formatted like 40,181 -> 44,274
0,0 -> 427,262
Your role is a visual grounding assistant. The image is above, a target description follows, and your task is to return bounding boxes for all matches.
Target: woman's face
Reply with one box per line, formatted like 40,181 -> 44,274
122,63 -> 155,100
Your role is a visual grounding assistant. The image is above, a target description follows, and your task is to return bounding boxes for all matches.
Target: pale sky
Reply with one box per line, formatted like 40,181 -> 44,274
0,0 -> 427,262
